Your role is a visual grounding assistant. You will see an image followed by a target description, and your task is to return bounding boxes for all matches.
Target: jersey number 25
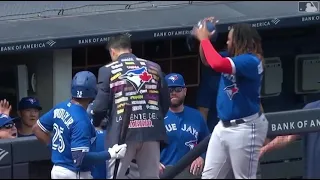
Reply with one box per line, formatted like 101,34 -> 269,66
52,123 -> 66,153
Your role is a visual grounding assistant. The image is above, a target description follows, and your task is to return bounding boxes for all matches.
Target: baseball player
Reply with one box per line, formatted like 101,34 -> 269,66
160,73 -> 210,176
32,71 -> 127,179
260,100 -> 320,178
91,34 -> 170,179
193,17 -> 268,179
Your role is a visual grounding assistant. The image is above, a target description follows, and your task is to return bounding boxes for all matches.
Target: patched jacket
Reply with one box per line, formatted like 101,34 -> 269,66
92,53 -> 169,147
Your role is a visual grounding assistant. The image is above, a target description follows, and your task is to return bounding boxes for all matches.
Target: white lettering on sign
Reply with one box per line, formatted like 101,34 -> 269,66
78,37 -> 110,45
153,30 -> 192,37
0,42 -> 47,52
301,15 -> 320,22
271,119 -> 320,132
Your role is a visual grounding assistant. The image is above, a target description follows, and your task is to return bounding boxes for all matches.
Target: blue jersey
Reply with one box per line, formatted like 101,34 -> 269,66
302,100 -> 320,178
91,130 -> 107,179
217,53 -> 263,121
160,106 -> 210,166
37,100 -> 96,172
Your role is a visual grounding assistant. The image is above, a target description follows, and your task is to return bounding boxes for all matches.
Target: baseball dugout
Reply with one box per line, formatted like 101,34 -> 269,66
0,109 -> 318,179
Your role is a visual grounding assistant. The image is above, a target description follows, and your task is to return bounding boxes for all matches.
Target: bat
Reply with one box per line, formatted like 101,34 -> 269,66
113,103 -> 132,179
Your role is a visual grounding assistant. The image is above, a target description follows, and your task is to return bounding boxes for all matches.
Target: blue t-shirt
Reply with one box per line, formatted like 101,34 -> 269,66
37,100 -> 96,172
91,129 -> 107,179
302,100 -> 320,178
160,106 -> 210,166
196,51 -> 228,131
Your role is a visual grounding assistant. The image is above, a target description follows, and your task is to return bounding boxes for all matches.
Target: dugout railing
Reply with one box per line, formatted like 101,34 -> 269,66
0,108 -> 318,179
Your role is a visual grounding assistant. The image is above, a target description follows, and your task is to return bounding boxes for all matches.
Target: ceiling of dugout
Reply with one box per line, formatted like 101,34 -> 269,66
0,1 -> 319,54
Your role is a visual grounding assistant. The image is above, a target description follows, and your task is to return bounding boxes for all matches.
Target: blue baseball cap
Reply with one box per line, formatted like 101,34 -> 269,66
0,114 -> 17,128
165,73 -> 186,87
18,97 -> 42,111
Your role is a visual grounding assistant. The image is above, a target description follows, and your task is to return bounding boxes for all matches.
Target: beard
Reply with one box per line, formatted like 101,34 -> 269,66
170,97 -> 185,108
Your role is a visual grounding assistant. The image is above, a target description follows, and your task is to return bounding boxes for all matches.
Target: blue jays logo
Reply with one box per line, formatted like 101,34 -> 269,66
120,67 -> 152,92
28,98 -> 36,104
224,84 -> 239,100
185,139 -> 198,150
168,75 -> 178,83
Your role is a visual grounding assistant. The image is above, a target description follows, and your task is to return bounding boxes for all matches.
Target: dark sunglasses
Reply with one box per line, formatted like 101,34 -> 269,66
169,87 -> 184,93
2,123 -> 15,129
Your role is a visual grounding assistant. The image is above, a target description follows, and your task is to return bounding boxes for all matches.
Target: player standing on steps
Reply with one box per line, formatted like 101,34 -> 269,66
193,17 -> 268,179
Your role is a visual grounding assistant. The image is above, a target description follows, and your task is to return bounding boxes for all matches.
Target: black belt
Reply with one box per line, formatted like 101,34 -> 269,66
221,112 -> 262,128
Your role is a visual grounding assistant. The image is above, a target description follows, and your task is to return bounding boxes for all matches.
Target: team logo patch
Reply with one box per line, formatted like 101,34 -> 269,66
185,139 -> 197,150
224,84 -> 239,100
168,75 -> 178,82
119,67 -> 152,93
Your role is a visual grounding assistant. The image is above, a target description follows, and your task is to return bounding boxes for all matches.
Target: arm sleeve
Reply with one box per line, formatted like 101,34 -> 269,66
200,39 -> 262,79
37,109 -> 54,133
159,71 -> 170,116
200,39 -> 233,74
92,66 -> 112,127
73,151 -> 111,167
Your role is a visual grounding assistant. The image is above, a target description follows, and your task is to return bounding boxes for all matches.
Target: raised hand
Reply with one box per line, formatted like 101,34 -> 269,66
193,17 -> 219,41
0,99 -> 12,116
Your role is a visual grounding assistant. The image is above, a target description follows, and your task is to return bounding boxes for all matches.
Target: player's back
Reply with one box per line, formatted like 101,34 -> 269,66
105,53 -> 168,146
48,101 -> 96,172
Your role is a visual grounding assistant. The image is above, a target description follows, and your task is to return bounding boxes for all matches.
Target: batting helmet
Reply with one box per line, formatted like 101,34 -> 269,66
71,71 -> 97,99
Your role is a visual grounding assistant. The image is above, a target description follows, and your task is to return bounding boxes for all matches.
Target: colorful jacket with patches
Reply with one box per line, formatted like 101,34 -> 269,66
92,53 -> 169,148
